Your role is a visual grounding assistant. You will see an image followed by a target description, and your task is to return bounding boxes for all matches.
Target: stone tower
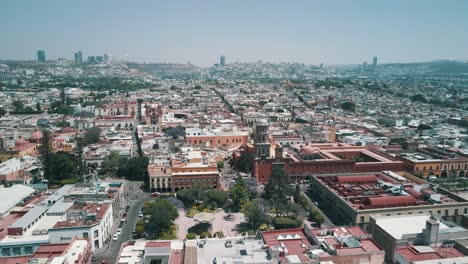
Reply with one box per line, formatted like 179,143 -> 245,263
254,122 -> 270,158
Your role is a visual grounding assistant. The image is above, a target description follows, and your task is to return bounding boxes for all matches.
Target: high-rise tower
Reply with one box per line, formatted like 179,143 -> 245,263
37,50 -> 46,62
220,55 -> 226,66
74,51 -> 83,64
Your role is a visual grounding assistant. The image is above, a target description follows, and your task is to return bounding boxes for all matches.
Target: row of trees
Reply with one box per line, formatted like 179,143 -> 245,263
99,151 -> 149,181
176,186 -> 228,209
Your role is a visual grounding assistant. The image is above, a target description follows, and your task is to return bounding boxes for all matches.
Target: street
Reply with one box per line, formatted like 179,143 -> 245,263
93,181 -> 151,264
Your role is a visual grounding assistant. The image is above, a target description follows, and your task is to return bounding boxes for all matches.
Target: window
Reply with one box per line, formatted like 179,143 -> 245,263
360,216 -> 365,223
24,246 -> 33,255
2,248 -> 11,256
13,247 -> 21,256
83,232 -> 89,238
94,230 -> 99,237
445,210 -> 449,216
465,208 -> 467,214
455,209 -> 459,215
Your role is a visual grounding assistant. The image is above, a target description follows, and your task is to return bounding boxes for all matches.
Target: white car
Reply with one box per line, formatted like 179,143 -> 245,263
138,213 -> 143,218
113,234 -> 118,241
116,228 -> 122,235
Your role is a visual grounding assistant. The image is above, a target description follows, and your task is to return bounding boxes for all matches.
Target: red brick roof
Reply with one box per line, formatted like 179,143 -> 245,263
366,195 -> 417,206
336,175 -> 377,183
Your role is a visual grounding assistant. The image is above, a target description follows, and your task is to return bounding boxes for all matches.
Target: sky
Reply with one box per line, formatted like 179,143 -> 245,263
1,0 -> 468,66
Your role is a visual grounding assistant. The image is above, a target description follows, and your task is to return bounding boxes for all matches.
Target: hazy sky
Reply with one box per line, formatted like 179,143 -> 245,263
1,0 -> 468,66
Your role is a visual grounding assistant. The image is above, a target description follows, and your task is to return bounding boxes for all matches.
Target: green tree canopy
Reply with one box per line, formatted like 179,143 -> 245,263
341,101 -> 356,112
241,199 -> 269,231
84,127 -> 101,144
99,151 -> 125,176
263,167 -> 289,215
229,179 -> 249,211
143,199 -> 178,239
116,156 -> 149,181
235,152 -> 253,173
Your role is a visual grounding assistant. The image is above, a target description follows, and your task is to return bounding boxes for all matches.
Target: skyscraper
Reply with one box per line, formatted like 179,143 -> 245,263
104,54 -> 109,63
37,50 -> 46,62
373,56 -> 378,67
74,51 -> 83,64
220,55 -> 226,66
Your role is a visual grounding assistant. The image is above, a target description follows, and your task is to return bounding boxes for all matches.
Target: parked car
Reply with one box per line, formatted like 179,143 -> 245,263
117,228 -> 122,235
151,192 -> 160,197
113,234 -> 118,240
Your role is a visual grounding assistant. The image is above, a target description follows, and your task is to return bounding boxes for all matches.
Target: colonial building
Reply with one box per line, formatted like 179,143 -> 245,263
171,151 -> 219,192
396,147 -> 468,178
252,123 -> 404,184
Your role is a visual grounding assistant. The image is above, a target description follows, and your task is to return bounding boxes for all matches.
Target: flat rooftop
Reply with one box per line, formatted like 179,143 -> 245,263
374,214 -> 449,239
396,245 -> 464,263
290,144 -> 401,164
399,147 -> 468,163
316,172 -> 461,210
52,203 -> 109,228
185,237 -> 270,264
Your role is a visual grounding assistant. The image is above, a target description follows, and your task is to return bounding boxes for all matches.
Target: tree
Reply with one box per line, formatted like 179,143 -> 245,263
229,179 -> 249,211
309,209 -> 325,226
39,129 -> 53,181
47,152 -> 78,183
60,88 -> 66,104
217,160 -> 224,170
100,151 -> 124,176
36,102 -> 41,112
241,199 -> 269,231
116,156 -> 149,181
75,138 -> 85,175
293,184 -> 301,203
56,119 -> 69,127
263,167 -> 289,216
143,199 -> 178,238
135,224 -> 145,237
206,189 -> 227,208
165,126 -> 185,139
84,127 -> 101,144
341,101 -> 356,112
410,93 -> 427,103
235,152 -> 253,173
12,100 -> 24,112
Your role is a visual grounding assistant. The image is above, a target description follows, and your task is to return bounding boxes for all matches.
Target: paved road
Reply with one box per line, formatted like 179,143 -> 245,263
93,183 -> 151,264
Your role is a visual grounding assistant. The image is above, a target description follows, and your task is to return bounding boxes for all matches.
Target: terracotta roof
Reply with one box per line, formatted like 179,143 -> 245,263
336,175 -> 377,183
366,195 -> 417,206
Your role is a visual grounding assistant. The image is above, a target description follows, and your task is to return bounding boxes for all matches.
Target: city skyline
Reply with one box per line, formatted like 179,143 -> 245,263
2,0 -> 468,66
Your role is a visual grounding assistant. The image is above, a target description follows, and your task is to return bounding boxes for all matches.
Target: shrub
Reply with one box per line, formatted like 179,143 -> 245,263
186,233 -> 196,240
188,223 -> 210,235
200,232 -> 212,239
273,217 -> 301,229
213,231 -> 224,238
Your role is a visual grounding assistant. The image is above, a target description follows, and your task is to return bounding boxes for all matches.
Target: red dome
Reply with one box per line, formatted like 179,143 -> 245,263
15,137 -> 27,145
31,131 -> 43,140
